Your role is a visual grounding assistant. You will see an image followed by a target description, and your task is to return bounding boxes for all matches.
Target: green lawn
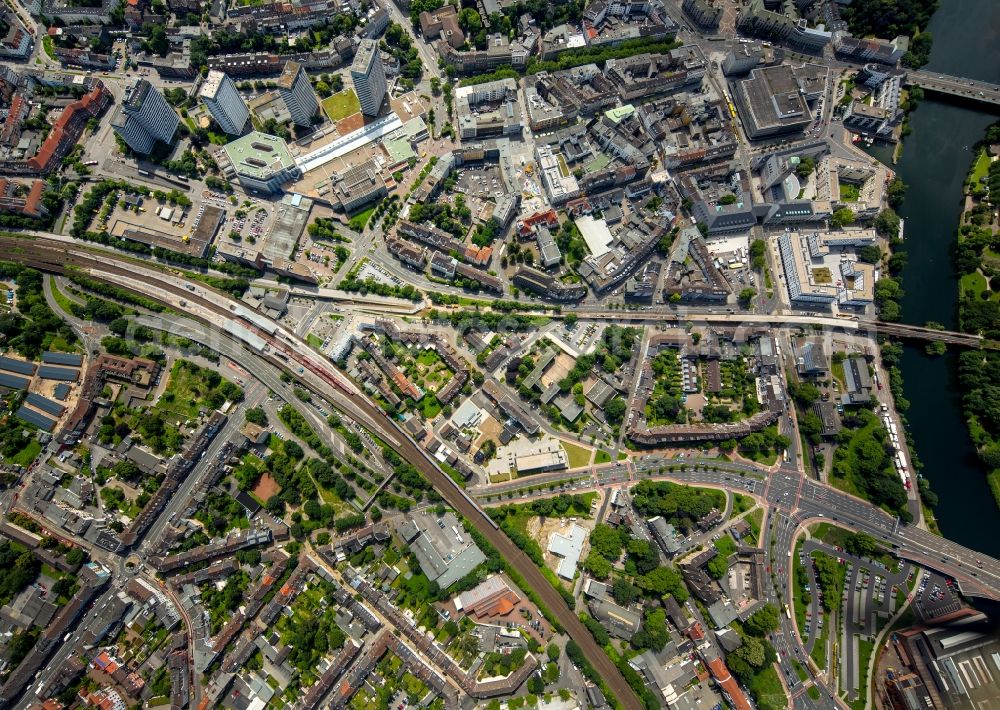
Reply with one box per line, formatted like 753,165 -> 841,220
792,540 -> 809,634
831,360 -> 846,390
851,638 -> 875,710
969,148 -> 990,194
808,686 -> 821,700
733,493 -> 754,515
838,181 -> 861,202
594,449 -> 612,465
793,660 -> 808,682
322,90 -> 361,122
415,349 -> 441,367
155,360 -> 241,422
809,522 -> 852,548
810,620 -> 828,670
960,270 -> 988,298
714,533 -> 737,558
420,395 -> 442,419
10,439 -> 41,467
48,277 -> 78,316
747,507 -> 764,543
306,333 -> 323,349
749,664 -> 788,710
348,207 -> 375,232
42,36 -> 56,60
562,441 -> 591,469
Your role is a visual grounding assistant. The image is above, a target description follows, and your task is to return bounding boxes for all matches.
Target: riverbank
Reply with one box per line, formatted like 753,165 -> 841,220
952,121 -> 1000,505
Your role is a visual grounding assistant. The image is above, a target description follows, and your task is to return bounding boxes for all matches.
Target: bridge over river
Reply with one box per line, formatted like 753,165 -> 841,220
905,70 -> 1000,107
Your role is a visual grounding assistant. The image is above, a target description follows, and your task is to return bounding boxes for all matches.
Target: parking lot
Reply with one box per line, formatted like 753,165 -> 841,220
455,165 -> 504,200
914,570 -> 963,620
799,539 -> 911,699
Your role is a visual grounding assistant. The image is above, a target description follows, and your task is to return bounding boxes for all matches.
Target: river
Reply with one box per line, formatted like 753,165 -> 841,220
868,0 -> 1000,557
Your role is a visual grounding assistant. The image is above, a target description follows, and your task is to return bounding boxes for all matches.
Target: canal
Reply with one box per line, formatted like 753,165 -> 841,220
871,0 -> 1000,556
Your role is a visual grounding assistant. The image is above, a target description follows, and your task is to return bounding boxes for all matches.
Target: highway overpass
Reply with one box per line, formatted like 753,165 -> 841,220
905,70 -> 1000,107
571,308 -> 987,348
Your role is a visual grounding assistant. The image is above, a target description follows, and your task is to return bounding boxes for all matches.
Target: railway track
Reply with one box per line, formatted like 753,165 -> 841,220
0,236 -> 645,710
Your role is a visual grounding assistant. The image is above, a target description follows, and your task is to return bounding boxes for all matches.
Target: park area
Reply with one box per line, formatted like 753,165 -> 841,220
322,89 -> 361,122
155,359 -> 242,422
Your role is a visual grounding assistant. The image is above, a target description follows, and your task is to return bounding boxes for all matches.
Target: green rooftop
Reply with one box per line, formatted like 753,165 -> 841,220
604,104 -> 636,124
223,131 -> 295,180
384,138 -> 416,165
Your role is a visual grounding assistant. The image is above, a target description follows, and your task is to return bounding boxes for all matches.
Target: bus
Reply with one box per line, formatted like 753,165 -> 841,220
785,605 -> 792,620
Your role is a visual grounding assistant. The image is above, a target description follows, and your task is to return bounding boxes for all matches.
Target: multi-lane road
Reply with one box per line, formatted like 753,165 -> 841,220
906,70 -> 1000,106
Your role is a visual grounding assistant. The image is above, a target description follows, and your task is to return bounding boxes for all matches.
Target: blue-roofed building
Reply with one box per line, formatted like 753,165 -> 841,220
0,356 -> 35,376
0,373 -> 30,390
16,406 -> 56,432
37,365 -> 79,382
53,384 -> 70,400
25,393 -> 65,417
41,352 -> 84,367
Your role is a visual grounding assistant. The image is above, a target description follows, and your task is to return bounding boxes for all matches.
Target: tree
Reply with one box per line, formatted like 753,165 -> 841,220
744,603 -> 780,636
844,531 -> 879,558
604,397 -> 626,425
750,239 -> 767,270
887,178 -> 907,208
788,380 -> 821,407
795,156 -> 815,177
637,566 -> 687,602
829,207 -> 856,229
858,244 -> 882,263
589,524 -> 625,561
612,577 -> 641,605
583,550 -> 612,579
546,644 -> 560,662
874,208 -> 901,239
527,675 -> 544,695
738,288 -> 756,308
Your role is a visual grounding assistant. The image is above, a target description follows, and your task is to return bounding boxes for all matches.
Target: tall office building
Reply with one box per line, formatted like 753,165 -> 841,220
351,39 -> 387,117
199,70 -> 249,135
276,61 -> 319,128
111,79 -> 180,155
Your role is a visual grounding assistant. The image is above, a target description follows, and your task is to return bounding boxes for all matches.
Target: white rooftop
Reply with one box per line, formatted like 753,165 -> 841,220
576,214 -> 614,258
452,399 -> 484,429
549,523 -> 587,580
296,113 -> 402,174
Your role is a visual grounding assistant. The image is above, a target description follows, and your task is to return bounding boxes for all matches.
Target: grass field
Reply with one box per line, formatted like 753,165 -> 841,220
348,207 -> 375,232
813,267 -> 833,284
793,660 -> 808,682
733,493 -> 754,515
838,181 -> 860,202
969,148 -> 990,194
155,360 -> 240,421
747,507 -> 764,543
562,441 -> 591,469
851,638 -> 875,710
594,449 -> 612,464
750,664 -> 788,710
11,439 -> 41,467
48,277 -> 79,316
960,270 -> 988,297
322,90 -> 361,122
